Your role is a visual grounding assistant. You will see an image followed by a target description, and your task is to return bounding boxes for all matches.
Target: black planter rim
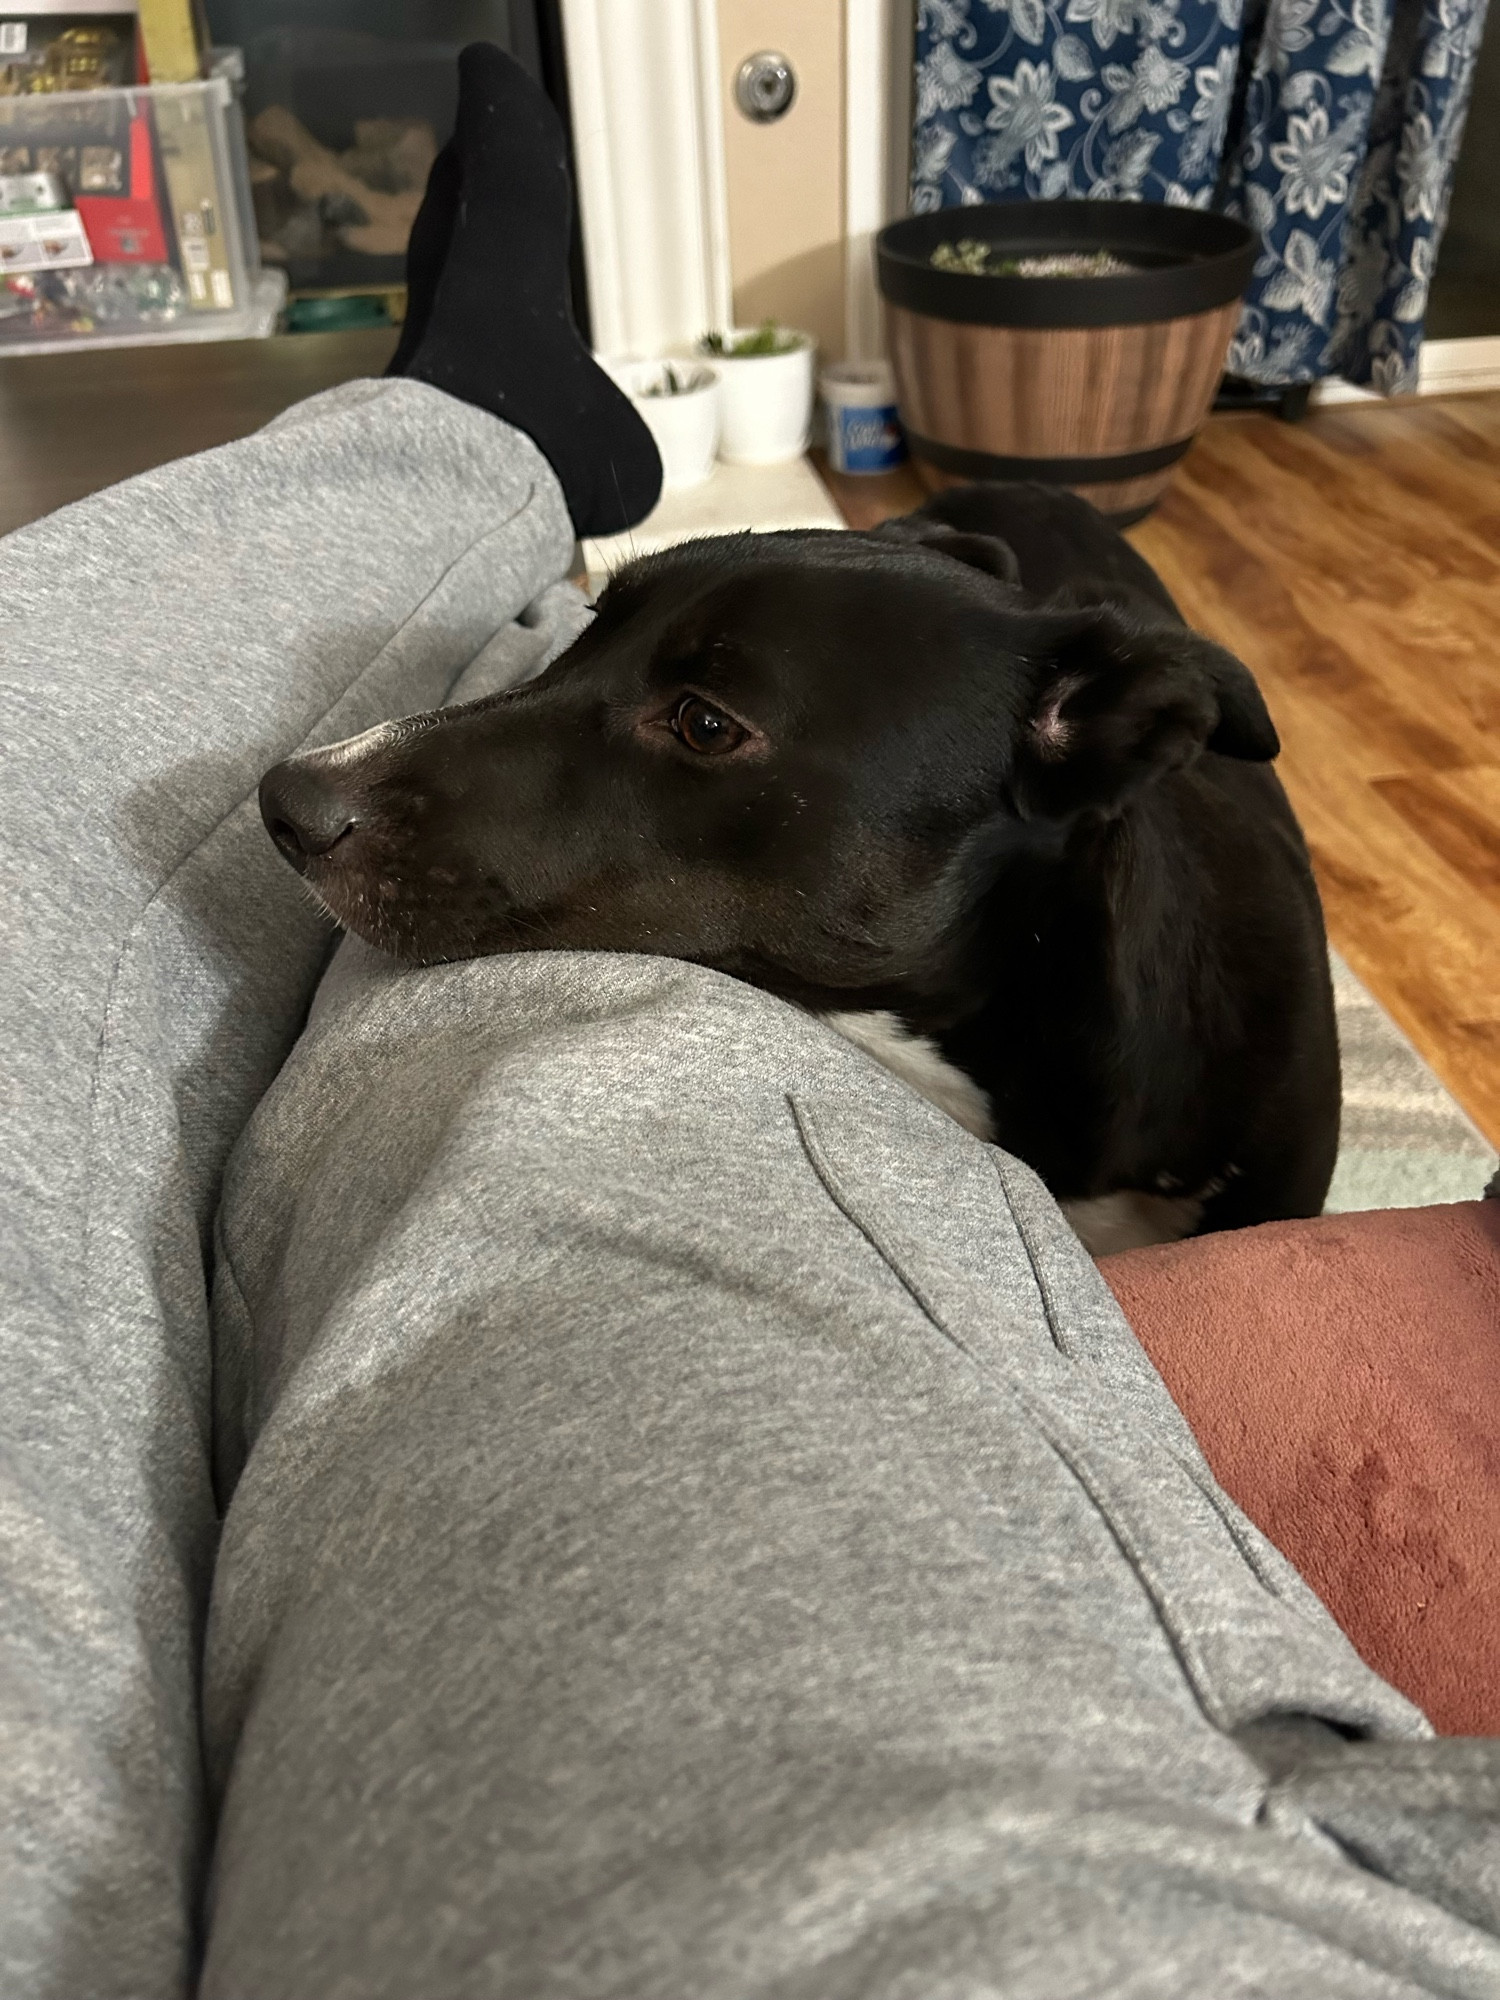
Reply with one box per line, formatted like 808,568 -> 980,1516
905,429 -> 1194,486
877,200 -> 1258,329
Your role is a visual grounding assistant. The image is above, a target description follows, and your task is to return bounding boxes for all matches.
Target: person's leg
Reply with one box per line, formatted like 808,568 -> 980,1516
0,372 -> 584,1996
200,940 -> 1500,1998
0,43 -> 650,1982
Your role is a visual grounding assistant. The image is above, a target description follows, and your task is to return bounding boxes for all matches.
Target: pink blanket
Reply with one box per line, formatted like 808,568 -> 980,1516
1102,1201 -> 1500,1735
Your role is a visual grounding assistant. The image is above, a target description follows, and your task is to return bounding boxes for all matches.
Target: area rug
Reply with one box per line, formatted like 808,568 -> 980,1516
1328,954 -> 1495,1212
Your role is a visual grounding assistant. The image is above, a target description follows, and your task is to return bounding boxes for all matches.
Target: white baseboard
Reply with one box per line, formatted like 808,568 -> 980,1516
1313,335 -> 1500,404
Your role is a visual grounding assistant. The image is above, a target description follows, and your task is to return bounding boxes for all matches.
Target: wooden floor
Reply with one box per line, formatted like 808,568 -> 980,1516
816,392 -> 1500,1147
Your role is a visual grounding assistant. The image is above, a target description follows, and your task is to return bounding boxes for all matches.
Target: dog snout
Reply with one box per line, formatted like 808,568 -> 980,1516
260,756 -> 360,872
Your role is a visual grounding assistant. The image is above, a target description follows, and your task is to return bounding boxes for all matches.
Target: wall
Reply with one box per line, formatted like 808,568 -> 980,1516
715,0 -> 847,360
560,0 -> 914,363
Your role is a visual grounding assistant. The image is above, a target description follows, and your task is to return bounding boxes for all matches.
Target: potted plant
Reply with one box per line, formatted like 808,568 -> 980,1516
607,358 -> 722,492
877,202 -> 1257,523
695,323 -> 815,466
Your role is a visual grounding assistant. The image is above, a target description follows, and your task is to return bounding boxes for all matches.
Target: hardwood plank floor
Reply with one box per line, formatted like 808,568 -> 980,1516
815,392 -> 1500,1146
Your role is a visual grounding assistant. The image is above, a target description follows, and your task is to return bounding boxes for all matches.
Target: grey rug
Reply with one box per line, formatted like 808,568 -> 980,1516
1327,954 -> 1496,1212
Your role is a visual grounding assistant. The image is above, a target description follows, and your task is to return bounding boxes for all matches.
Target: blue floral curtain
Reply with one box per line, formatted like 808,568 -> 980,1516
911,0 -> 1490,387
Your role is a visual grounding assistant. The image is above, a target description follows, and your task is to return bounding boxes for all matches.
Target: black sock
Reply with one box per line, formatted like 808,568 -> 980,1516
392,45 -> 662,539
385,137 -> 458,376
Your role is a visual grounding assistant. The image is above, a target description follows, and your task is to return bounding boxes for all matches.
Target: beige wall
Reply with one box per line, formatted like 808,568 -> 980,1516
715,0 -> 846,362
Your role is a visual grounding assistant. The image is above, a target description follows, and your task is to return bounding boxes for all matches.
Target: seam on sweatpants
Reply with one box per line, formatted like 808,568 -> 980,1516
76,486 -> 537,1429
1022,1395 -> 1230,1731
209,1209 -> 259,1518
792,1090 -> 1240,1733
1181,1460 -> 1294,1607
785,1097 -> 1321,1740
988,1149 -> 1072,1357
989,1154 -> 1302,1613
787,1096 -> 978,1363
984,1152 -> 1311,1618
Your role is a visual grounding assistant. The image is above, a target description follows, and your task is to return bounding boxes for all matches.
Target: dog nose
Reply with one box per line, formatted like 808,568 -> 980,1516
259,757 -> 359,871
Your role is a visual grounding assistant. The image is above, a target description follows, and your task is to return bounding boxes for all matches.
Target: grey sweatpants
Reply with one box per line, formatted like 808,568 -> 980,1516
3,380 -> 1498,2000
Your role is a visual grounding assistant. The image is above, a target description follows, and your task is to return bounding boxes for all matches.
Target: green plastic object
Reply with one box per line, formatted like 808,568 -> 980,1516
284,294 -> 393,334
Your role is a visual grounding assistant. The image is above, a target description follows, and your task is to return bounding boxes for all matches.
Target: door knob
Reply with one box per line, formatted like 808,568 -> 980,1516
734,50 -> 797,123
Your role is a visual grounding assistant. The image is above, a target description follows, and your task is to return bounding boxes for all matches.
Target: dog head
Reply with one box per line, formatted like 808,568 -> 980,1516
259,525 -> 1277,1011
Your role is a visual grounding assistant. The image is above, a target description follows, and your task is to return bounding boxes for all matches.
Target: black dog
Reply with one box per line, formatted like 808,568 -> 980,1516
260,483 -> 1339,1251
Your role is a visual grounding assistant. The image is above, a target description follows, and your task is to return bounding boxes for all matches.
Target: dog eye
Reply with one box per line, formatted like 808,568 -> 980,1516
670,695 -> 746,755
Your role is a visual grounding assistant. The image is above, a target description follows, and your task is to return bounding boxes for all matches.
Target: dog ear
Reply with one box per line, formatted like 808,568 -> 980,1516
1009,608 -> 1279,820
866,514 -> 1021,587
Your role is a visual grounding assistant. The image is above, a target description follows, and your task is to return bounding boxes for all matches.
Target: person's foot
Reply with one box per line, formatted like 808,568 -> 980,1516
388,45 -> 662,538
385,136 -> 458,375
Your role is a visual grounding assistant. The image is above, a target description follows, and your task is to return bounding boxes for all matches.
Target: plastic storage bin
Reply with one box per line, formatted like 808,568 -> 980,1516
0,68 -> 284,354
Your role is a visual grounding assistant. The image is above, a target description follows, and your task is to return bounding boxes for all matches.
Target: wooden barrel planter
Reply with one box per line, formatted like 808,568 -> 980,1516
877,202 -> 1258,524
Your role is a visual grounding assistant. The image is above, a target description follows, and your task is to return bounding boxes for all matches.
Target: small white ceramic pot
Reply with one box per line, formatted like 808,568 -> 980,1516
607,357 -> 722,490
697,330 -> 816,465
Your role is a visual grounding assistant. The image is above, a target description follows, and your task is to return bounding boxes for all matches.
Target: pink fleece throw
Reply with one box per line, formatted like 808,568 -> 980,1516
1102,1201 -> 1500,1736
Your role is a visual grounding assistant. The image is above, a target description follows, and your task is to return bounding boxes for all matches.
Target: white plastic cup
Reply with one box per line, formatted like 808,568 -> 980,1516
607,357 -> 722,490
700,330 -> 816,465
821,360 -> 906,474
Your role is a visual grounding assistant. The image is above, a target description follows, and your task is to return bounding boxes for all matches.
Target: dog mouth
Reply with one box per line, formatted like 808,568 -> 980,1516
296,845 -> 514,964
260,733 -> 478,960
293,814 -> 588,965
290,845 -> 410,954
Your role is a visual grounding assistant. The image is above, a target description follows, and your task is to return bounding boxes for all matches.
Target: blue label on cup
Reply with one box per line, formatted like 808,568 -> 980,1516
832,402 -> 906,473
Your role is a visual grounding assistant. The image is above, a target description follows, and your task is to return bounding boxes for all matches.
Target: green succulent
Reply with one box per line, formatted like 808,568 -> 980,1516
700,320 -> 799,357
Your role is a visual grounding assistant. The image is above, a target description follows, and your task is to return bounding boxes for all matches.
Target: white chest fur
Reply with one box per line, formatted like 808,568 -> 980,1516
820,1010 -> 995,1141
817,1010 -> 1200,1257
